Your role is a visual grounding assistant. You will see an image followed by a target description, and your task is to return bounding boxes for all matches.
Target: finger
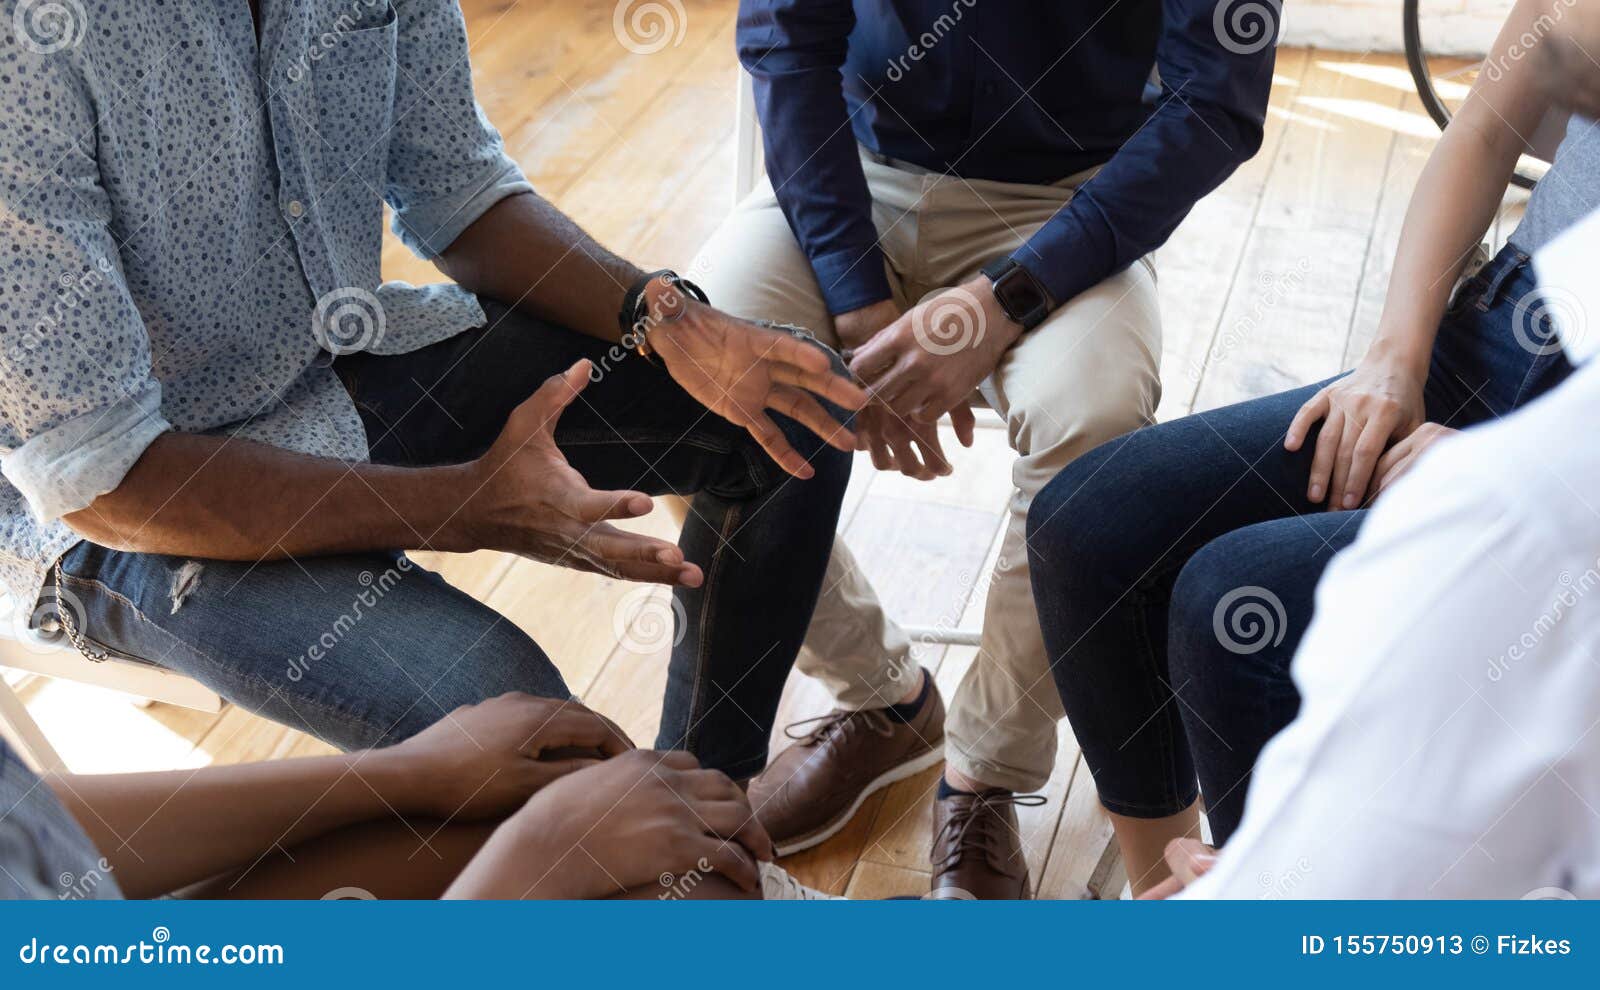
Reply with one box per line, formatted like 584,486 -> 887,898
653,750 -> 701,772
745,412 -> 815,480
949,404 -> 977,448
577,524 -> 703,587
698,836 -> 762,892
1306,408 -> 1343,504
868,431 -> 897,471
767,386 -> 857,452
683,768 -> 746,803
1342,415 -> 1394,509
1372,444 -> 1420,500
1284,389 -> 1330,451
525,360 -> 595,430
526,757 -> 602,784
1137,874 -> 1187,900
700,799 -> 776,864
771,362 -> 869,411
563,485 -> 655,524
1166,838 -> 1218,887
912,434 -> 951,476
1326,415 -> 1360,513
883,422 -> 933,480
535,706 -> 637,759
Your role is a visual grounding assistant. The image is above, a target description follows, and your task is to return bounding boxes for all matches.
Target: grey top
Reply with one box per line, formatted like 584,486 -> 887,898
1508,116 -> 1600,254
0,739 -> 120,900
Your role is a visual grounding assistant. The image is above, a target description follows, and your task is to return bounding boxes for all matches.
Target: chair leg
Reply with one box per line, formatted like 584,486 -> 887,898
0,675 -> 67,775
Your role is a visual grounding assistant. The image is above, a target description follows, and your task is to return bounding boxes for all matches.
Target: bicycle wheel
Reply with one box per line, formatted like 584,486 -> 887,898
1403,0 -> 1538,190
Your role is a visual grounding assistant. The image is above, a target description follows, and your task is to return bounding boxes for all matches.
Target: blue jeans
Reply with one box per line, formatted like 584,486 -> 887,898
47,300 -> 853,779
1026,245 -> 1574,843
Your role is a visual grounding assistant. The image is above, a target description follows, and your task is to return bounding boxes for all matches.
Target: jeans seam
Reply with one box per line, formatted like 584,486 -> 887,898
683,501 -> 743,760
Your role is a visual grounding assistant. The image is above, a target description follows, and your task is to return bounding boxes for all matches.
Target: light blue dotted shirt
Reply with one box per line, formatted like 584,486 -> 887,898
0,0 -> 531,605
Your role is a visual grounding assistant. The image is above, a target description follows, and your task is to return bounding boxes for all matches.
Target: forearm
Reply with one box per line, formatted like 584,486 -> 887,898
435,191 -> 641,343
49,748 -> 418,898
1368,0 -> 1559,376
64,431 -> 479,559
443,815 -> 573,899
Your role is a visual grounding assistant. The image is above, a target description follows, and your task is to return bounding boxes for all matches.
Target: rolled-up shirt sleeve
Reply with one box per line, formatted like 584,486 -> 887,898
0,44 -> 171,523
383,0 -> 534,258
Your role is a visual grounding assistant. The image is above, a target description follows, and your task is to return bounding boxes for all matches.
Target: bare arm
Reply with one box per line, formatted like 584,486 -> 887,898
434,191 -> 640,343
1283,0 -> 1562,510
63,432 -> 477,559
49,695 -> 631,899
1367,0 -> 1561,376
64,364 -> 698,585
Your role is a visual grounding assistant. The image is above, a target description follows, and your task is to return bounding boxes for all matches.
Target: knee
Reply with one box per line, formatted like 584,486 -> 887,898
375,626 -> 568,746
1169,533 -> 1288,681
1025,434 -> 1140,589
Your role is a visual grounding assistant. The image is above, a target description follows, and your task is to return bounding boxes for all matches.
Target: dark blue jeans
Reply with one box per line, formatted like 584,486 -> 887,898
1026,245 -> 1574,843
48,300 -> 852,778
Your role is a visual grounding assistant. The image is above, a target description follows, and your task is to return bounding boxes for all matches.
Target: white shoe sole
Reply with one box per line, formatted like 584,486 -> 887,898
772,745 -> 946,857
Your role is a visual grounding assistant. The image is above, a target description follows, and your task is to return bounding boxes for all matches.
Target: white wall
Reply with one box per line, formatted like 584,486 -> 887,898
1279,0 -> 1512,57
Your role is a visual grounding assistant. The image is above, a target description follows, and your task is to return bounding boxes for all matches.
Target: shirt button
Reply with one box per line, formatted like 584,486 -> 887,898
287,200 -> 305,218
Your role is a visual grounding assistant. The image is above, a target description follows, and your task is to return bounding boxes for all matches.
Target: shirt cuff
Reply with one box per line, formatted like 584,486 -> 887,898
1010,201 -> 1118,309
808,244 -> 894,316
2,382 -> 171,523
390,154 -> 534,260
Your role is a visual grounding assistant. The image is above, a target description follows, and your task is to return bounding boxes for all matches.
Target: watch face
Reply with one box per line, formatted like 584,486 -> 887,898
997,270 -> 1046,316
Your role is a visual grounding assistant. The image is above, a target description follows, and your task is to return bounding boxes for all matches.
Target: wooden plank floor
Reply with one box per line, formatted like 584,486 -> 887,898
15,3 -> 1530,897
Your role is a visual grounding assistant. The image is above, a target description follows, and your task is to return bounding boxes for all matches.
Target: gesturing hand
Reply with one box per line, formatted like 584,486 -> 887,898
644,278 -> 867,479
381,693 -> 634,822
1285,356 -> 1426,509
464,360 -> 703,587
848,277 -> 1019,425
447,750 -> 774,899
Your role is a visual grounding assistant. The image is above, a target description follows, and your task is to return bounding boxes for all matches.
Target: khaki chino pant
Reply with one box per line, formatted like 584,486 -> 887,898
692,152 -> 1162,792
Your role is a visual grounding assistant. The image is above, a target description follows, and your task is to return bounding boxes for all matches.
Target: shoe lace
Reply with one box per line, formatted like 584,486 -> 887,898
932,792 -> 1046,872
783,707 -> 897,747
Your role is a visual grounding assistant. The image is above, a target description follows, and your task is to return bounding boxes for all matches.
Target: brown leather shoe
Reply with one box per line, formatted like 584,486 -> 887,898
928,789 -> 1045,899
747,671 -> 944,855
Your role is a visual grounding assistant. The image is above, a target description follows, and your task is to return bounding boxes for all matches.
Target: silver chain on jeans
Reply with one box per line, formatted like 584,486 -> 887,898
49,558 -> 110,663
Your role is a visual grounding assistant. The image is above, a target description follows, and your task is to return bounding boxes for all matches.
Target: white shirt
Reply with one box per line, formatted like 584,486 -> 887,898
1185,356 -> 1600,899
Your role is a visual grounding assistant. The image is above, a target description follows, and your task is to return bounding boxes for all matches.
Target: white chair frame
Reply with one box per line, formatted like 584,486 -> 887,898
0,597 -> 221,774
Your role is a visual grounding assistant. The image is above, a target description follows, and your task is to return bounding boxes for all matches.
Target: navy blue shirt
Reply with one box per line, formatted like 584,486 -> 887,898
737,0 -> 1278,314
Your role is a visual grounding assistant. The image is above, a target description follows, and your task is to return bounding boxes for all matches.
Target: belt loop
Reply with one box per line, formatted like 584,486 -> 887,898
1476,250 -> 1530,311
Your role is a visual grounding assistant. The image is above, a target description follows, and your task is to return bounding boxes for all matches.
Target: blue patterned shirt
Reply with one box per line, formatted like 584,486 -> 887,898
0,738 -> 120,900
0,0 -> 531,605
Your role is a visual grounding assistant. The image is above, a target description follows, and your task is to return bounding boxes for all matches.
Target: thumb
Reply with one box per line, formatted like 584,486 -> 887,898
526,359 -> 593,428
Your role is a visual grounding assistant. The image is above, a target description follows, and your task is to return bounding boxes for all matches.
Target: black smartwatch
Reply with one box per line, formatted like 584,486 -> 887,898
980,257 -> 1053,331
619,269 -> 708,338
